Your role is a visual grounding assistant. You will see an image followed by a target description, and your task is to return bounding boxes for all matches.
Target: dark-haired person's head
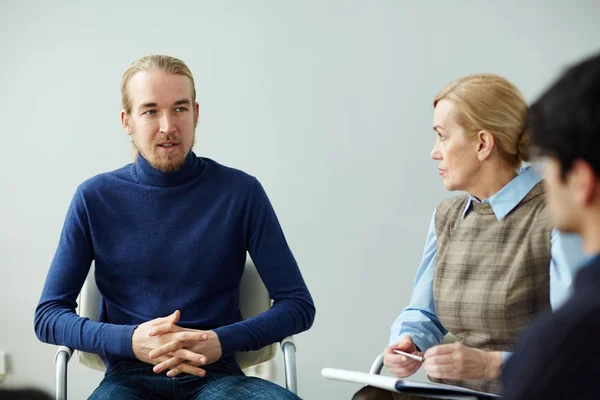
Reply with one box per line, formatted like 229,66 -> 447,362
529,52 -> 600,247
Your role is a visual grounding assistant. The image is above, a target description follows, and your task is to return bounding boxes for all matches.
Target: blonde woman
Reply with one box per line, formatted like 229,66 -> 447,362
354,74 -> 585,399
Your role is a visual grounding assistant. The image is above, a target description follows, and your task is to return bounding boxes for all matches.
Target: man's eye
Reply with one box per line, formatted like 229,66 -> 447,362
143,110 -> 157,116
175,107 -> 188,112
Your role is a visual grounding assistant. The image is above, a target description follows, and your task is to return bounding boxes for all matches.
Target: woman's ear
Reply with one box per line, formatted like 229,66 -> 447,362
476,130 -> 495,161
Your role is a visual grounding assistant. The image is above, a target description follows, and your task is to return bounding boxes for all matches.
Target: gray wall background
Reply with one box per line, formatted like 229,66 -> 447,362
1,1 -> 599,399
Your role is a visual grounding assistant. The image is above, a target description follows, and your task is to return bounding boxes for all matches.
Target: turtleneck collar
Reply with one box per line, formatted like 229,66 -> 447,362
133,151 -> 202,187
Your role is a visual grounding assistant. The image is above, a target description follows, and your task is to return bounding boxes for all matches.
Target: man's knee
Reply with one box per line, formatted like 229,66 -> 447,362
245,378 -> 300,400
88,379 -> 150,400
205,375 -> 300,400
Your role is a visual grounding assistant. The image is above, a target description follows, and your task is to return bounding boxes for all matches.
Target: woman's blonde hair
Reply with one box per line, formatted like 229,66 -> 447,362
121,55 -> 196,114
434,74 -> 529,167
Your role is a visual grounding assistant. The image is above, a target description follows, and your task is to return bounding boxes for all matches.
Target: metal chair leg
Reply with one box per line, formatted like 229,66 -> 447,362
281,339 -> 298,395
55,346 -> 73,400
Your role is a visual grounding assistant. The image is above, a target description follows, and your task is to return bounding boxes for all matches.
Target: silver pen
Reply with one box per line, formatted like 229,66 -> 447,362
393,349 -> 425,362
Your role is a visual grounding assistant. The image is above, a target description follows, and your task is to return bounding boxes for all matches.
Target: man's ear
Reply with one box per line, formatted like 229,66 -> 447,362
121,110 -> 132,135
476,130 -> 495,161
194,102 -> 200,128
569,159 -> 598,206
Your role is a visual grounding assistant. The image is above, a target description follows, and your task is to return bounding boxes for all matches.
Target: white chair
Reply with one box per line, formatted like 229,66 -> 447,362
54,260 -> 298,399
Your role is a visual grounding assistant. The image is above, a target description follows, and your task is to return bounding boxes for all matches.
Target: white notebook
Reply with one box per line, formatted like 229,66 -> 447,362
321,368 -> 502,399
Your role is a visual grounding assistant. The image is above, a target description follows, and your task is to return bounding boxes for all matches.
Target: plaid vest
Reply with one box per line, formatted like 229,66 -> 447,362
430,182 -> 552,394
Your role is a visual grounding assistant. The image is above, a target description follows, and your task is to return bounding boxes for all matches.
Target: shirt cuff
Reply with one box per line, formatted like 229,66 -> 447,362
110,324 -> 137,358
501,351 -> 512,365
213,324 -> 243,356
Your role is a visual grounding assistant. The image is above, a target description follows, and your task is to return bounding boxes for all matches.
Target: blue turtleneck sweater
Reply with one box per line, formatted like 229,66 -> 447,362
34,152 -> 315,373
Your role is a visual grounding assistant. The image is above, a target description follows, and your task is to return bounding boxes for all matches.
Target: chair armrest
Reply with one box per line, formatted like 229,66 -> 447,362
369,353 -> 384,375
280,336 -> 297,395
55,346 -> 73,400
55,346 -> 73,363
280,336 -> 295,351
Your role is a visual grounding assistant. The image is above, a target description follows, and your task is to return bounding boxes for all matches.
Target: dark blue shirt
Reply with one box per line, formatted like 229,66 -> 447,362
503,253 -> 600,399
34,152 -> 315,372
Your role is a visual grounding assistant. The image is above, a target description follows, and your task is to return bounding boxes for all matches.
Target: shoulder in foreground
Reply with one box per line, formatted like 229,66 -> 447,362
516,292 -> 598,358
552,284 -> 600,336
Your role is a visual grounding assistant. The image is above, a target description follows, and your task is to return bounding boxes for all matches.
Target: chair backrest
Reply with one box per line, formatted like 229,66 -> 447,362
77,259 -> 276,371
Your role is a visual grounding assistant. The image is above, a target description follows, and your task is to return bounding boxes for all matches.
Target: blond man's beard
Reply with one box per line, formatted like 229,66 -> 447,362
132,134 -> 195,172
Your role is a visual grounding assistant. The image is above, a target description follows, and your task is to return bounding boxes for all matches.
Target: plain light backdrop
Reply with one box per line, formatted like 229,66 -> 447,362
1,1 -> 599,399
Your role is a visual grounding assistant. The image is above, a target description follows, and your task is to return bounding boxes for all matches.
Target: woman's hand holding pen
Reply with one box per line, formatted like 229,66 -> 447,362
384,335 -> 424,378
385,337 -> 502,381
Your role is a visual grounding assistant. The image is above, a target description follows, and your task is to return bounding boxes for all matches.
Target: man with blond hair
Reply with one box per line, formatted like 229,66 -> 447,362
35,55 -> 315,399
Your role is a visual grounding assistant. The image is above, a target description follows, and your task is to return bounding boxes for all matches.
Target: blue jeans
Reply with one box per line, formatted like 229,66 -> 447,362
89,361 -> 301,400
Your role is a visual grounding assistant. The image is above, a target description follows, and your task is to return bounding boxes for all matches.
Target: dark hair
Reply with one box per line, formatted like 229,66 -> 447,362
528,51 -> 600,178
